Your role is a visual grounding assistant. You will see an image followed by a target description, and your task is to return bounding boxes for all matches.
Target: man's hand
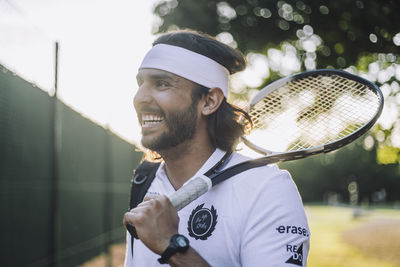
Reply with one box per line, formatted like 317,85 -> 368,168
123,194 -> 179,255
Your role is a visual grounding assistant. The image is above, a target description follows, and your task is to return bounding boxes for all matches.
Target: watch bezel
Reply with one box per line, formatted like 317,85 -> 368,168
158,234 -> 190,264
172,234 -> 189,251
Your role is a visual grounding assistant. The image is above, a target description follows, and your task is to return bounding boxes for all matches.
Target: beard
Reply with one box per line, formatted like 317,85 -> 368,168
141,103 -> 198,152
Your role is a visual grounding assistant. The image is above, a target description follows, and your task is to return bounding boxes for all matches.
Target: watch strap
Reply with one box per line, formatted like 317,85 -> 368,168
158,234 -> 189,264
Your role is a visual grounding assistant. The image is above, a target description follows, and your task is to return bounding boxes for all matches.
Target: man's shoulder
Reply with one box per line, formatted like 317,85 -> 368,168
212,152 -> 305,221
227,151 -> 290,181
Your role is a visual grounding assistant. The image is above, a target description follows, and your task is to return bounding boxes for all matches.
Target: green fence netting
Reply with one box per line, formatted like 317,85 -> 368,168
0,66 -> 142,267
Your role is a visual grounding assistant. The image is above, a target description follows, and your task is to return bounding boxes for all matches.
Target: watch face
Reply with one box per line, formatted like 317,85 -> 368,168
176,236 -> 188,247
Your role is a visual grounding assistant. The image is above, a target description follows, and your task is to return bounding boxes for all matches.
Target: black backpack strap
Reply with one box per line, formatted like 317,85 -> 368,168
128,160 -> 161,256
130,160 -> 161,209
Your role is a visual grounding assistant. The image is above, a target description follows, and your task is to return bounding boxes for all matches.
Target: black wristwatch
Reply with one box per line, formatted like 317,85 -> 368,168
158,234 -> 190,264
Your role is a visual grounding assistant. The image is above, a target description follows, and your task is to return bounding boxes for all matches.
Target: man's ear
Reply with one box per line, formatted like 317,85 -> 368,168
201,87 -> 225,116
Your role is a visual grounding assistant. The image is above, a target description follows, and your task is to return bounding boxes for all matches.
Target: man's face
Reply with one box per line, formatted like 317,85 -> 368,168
134,68 -> 200,151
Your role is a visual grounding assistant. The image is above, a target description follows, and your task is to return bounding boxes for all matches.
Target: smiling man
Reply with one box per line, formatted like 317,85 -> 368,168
136,69 -> 200,153
123,30 -> 310,267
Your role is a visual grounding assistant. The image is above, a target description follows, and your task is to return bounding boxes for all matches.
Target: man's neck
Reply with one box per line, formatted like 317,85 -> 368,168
159,141 -> 215,190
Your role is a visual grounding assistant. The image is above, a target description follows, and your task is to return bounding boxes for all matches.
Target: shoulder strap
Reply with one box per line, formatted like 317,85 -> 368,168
129,160 -> 161,257
130,160 -> 161,209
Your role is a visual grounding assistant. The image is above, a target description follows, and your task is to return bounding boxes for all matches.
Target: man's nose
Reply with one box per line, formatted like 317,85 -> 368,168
133,83 -> 152,108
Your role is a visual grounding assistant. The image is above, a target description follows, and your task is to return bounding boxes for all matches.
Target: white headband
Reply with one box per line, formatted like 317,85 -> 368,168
139,44 -> 230,97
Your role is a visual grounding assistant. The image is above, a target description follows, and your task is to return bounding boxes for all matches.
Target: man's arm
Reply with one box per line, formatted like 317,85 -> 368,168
168,247 -> 210,267
123,195 -> 210,266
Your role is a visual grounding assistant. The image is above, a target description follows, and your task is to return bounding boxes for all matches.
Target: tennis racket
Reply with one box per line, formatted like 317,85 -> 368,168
128,69 -> 384,238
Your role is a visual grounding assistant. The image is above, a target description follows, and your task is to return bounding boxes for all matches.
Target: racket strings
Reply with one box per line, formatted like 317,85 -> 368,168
248,74 -> 381,152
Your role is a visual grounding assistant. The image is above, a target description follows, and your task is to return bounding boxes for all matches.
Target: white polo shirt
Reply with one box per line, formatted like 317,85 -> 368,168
124,149 -> 310,267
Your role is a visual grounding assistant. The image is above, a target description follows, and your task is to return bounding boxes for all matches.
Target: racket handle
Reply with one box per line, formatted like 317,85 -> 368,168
169,175 -> 212,211
127,175 -> 212,239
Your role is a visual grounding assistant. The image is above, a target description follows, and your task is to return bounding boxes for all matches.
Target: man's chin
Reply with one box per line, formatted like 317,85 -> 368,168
141,139 -> 155,151
141,136 -> 165,152
141,134 -> 183,152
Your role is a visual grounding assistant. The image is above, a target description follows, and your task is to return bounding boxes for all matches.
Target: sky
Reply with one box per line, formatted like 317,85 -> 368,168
0,0 -> 159,145
0,0 -> 271,157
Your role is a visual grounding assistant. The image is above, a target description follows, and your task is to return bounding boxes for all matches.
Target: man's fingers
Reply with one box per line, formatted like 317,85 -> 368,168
140,195 -> 171,210
123,210 -> 147,228
143,193 -> 158,202
137,198 -> 156,208
125,202 -> 156,227
143,194 -> 170,204
136,194 -> 159,208
124,194 -> 176,233
123,211 -> 136,227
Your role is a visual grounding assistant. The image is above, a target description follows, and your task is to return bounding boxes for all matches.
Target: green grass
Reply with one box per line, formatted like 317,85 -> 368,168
306,205 -> 400,267
81,205 -> 400,267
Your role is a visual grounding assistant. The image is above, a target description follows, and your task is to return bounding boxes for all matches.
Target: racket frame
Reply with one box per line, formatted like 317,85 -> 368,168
242,69 -> 384,157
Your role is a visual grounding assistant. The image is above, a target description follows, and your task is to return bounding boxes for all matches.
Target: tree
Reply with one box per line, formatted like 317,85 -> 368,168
280,137 -> 400,203
153,0 -> 400,164
153,0 -> 399,69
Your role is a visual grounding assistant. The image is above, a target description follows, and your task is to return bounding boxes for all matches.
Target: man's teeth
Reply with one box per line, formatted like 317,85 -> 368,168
142,114 -> 163,125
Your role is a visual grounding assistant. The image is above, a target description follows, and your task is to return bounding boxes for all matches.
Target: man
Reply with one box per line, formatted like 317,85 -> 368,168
123,30 -> 310,266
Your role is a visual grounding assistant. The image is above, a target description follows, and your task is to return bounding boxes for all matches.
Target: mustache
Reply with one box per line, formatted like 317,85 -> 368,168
136,106 -> 165,115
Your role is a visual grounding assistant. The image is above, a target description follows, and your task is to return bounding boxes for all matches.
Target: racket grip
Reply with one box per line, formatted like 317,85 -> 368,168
168,175 -> 212,211
127,175 -> 212,240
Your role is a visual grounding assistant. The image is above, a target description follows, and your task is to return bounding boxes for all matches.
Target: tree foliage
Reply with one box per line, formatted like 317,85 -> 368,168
152,0 -> 400,168
153,0 -> 400,165
153,0 -> 400,69
280,137 -> 400,203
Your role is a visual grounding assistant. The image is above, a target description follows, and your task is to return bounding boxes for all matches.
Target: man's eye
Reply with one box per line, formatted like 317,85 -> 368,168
156,81 -> 170,88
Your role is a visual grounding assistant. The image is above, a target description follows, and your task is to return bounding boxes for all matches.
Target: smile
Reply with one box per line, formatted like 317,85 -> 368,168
141,114 -> 164,126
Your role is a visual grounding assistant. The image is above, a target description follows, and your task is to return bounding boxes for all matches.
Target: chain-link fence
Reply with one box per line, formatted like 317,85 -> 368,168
0,65 -> 142,267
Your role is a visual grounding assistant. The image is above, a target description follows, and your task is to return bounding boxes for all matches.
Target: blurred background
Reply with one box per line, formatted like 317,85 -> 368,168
0,0 -> 399,266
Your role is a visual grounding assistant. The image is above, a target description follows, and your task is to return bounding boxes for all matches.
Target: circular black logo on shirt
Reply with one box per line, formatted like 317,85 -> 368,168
187,204 -> 217,240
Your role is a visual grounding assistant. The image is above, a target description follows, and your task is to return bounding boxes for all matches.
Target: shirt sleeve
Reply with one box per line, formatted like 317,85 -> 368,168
238,169 -> 310,267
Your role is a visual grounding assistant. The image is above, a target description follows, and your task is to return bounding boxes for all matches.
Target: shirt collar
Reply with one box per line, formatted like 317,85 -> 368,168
157,148 -> 228,188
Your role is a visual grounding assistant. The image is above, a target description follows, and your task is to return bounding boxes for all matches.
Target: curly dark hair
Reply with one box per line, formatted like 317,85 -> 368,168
190,84 -> 251,152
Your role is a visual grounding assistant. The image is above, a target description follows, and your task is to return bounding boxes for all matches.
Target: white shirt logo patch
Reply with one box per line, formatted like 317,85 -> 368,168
187,204 -> 217,240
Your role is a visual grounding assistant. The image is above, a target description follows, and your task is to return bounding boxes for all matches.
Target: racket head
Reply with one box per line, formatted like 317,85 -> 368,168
242,69 -> 384,157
